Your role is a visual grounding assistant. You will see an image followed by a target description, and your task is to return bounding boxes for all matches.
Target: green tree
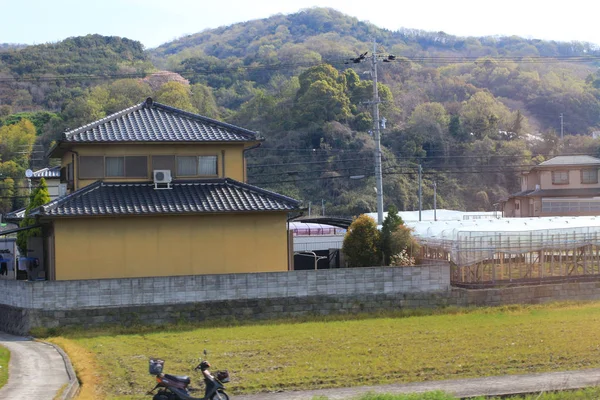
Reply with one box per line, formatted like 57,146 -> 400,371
154,82 -> 196,112
61,96 -> 106,130
17,178 -> 51,254
0,119 -> 36,168
0,177 -> 15,214
459,91 -> 512,140
342,214 -> 380,267
380,205 -> 404,265
389,225 -> 420,265
294,64 -> 351,126
190,83 -> 219,118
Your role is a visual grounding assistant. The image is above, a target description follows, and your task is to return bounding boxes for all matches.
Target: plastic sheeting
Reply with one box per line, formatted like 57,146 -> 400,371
407,216 -> 600,267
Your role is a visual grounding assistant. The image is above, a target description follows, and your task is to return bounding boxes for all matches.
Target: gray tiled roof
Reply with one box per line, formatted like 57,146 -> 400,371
537,155 -> 600,167
509,190 -> 535,197
62,98 -> 258,143
32,166 -> 60,178
3,207 -> 26,223
509,188 -> 600,198
30,179 -> 300,218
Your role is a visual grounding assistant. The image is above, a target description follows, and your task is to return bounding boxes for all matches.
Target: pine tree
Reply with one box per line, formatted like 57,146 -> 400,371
17,178 -> 51,254
380,205 -> 404,265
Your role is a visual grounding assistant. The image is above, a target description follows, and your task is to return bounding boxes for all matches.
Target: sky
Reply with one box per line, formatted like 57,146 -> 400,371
1,0 -> 599,49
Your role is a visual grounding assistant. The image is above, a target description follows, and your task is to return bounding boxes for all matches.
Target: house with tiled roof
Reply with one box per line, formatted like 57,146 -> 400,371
25,98 -> 300,280
503,155 -> 600,217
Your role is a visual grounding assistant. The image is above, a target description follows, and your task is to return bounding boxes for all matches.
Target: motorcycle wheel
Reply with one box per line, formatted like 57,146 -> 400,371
211,391 -> 230,400
153,392 -> 172,400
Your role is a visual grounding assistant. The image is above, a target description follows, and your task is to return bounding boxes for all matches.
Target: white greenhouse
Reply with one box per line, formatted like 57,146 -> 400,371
406,216 -> 600,286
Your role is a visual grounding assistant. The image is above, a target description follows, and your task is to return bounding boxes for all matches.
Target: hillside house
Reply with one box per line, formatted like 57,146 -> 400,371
17,98 -> 300,280
503,155 -> 600,217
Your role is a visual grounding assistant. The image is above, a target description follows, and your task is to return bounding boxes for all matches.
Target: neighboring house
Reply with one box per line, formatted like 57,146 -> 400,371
503,155 -> 600,217
18,98 -> 300,281
30,166 -> 62,200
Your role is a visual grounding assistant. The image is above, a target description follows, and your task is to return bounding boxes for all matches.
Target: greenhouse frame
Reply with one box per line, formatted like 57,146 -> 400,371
409,216 -> 600,287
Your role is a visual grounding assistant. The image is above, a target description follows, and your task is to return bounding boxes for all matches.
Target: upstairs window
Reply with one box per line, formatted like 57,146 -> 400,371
551,170 -> 569,185
124,156 -> 148,178
152,155 -> 176,172
176,155 -> 218,177
92,156 -> 148,178
105,157 -> 125,177
581,169 -> 598,184
198,155 -> 218,175
79,156 -> 104,179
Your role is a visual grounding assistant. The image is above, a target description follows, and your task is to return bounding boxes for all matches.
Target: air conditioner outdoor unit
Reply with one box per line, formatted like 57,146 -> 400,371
153,169 -> 172,189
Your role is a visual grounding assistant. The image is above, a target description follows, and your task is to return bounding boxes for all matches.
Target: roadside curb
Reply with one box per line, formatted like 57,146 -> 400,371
36,338 -> 80,400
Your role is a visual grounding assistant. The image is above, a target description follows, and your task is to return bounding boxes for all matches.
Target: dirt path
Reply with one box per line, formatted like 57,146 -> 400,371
235,368 -> 600,399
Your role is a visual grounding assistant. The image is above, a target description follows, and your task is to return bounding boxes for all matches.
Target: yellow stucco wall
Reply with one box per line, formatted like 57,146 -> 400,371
60,143 -> 247,189
52,213 -> 289,280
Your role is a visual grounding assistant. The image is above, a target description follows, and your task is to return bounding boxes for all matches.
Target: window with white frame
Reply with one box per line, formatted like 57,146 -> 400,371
551,170 -> 569,185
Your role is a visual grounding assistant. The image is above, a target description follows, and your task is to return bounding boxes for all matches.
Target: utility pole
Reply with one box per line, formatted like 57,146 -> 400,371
371,38 -> 384,225
560,113 -> 564,139
321,199 -> 325,216
418,164 -> 422,222
433,181 -> 437,221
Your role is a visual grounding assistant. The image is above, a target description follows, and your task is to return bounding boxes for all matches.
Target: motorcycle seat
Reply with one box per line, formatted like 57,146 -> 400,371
164,374 -> 191,385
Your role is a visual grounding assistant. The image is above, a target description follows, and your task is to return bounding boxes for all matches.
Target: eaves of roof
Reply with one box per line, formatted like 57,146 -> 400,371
29,178 -> 301,218
509,188 -> 600,198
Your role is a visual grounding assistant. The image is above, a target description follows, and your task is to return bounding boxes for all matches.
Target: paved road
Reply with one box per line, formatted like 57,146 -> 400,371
236,368 -> 600,400
0,332 -> 70,400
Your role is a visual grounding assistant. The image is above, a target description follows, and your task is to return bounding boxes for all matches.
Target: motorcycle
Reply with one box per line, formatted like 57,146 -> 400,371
147,351 -> 230,400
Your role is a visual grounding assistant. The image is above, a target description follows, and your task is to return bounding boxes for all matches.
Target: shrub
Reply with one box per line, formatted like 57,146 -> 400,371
342,214 -> 380,267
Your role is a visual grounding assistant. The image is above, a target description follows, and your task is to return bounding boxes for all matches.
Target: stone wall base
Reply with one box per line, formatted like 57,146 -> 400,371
1,292 -> 450,335
4,281 -> 600,335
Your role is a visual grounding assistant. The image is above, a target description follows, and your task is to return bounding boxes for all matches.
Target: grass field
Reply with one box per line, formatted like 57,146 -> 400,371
0,345 -> 9,389
315,388 -> 600,400
44,302 -> 600,400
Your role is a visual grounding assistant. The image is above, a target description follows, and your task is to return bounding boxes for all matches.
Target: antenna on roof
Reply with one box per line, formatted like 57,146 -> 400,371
145,97 -> 154,108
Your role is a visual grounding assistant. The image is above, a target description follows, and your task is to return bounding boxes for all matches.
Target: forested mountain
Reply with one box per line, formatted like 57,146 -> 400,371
2,8 -> 600,216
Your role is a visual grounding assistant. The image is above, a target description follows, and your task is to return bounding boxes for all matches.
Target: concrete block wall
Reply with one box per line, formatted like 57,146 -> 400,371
5,264 -> 600,335
451,281 -> 600,307
0,265 -> 450,311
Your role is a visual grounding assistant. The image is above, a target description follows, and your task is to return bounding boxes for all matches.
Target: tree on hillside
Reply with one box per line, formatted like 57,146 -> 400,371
154,82 -> 196,112
17,178 -> 51,255
342,214 -> 380,267
459,91 -> 513,140
191,83 -> 220,118
294,64 -> 351,127
0,177 -> 15,214
0,119 -> 36,168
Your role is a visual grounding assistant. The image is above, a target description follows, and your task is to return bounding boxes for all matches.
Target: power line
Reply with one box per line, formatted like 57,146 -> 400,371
1,53 -> 600,82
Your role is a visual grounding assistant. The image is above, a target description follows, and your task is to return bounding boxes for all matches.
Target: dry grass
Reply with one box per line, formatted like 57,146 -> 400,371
0,345 -> 8,389
48,337 -> 104,400
45,302 -> 600,400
